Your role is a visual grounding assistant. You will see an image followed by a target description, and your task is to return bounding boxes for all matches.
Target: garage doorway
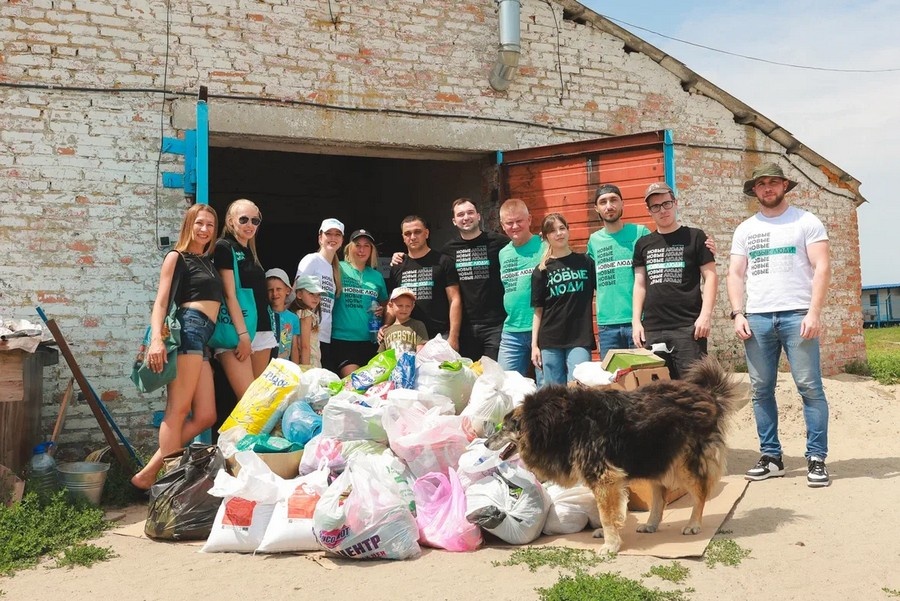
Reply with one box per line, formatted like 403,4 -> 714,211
208,147 -> 492,278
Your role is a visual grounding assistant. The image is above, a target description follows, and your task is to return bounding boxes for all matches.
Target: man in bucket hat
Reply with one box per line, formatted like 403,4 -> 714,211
727,162 -> 832,487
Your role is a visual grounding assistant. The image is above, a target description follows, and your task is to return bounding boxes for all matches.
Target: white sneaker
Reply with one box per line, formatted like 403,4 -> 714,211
745,455 -> 785,481
807,456 -> 830,488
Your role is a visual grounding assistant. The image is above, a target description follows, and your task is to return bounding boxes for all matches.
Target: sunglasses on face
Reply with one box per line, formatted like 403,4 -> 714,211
238,216 -> 261,226
648,200 -> 675,213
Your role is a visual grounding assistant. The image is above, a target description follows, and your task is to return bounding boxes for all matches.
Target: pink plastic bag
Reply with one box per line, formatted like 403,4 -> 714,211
383,404 -> 470,478
413,469 -> 482,552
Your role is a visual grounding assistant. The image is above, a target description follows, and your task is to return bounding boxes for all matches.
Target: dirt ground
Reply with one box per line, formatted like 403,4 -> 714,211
3,372 -> 899,601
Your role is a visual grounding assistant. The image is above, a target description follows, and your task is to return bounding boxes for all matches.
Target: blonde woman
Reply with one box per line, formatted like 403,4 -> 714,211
296,218 -> 343,372
331,229 -> 388,376
131,204 -> 222,490
213,199 -> 273,398
530,213 -> 596,386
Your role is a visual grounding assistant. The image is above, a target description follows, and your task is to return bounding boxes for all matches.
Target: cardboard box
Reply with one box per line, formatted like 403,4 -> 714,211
627,479 -> 687,511
0,463 -> 25,506
226,449 -> 303,479
600,349 -> 670,391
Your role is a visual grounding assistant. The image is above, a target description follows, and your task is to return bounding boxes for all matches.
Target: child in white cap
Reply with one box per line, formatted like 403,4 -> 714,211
290,274 -> 325,368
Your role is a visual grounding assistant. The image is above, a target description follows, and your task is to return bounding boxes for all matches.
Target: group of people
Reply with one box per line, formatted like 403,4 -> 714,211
131,162 -> 833,491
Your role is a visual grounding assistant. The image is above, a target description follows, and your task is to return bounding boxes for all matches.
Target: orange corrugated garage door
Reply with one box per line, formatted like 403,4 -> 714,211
498,131 -> 668,251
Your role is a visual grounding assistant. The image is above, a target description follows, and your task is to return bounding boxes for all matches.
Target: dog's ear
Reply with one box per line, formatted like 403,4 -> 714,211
500,409 -> 520,432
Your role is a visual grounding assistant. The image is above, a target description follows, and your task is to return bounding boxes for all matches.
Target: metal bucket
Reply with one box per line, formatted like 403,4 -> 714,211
57,461 -> 110,506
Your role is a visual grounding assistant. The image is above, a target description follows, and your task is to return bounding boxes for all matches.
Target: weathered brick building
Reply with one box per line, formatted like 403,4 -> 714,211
1,0 -> 866,448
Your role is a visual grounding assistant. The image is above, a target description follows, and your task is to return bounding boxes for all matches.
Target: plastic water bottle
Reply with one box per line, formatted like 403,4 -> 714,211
368,300 -> 382,343
28,442 -> 60,501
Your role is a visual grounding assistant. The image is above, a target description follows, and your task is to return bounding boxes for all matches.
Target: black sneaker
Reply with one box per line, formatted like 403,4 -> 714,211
745,455 -> 785,481
807,456 -> 830,487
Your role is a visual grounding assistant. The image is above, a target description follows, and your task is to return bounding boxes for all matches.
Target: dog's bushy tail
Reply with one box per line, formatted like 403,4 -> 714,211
682,355 -> 739,419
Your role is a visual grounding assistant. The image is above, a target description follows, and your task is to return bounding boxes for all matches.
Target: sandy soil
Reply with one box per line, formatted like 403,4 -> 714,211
3,372 -> 899,601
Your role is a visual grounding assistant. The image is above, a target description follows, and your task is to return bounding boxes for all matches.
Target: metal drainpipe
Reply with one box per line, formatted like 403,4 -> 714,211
489,0 -> 521,91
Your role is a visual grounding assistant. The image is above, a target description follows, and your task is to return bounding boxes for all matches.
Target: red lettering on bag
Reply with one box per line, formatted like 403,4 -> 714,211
222,497 -> 257,528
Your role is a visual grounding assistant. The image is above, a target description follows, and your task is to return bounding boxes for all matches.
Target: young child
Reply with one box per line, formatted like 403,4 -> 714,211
290,274 -> 324,368
265,268 -> 301,363
378,287 -> 428,353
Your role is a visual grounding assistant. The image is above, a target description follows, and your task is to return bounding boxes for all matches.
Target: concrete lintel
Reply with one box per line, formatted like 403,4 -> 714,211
171,99 -> 517,161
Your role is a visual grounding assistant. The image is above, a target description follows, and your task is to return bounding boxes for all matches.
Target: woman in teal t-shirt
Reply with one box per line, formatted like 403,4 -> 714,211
331,229 -> 388,377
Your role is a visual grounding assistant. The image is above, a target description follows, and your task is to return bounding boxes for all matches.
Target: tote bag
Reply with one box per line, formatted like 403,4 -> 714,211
208,243 -> 258,349
131,252 -> 184,393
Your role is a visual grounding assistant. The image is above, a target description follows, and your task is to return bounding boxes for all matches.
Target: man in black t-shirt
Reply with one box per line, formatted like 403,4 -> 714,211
632,182 -> 718,379
441,198 -> 509,361
388,216 -> 462,350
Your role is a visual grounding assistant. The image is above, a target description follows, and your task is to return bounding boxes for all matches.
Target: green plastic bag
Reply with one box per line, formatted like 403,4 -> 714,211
343,349 -> 397,392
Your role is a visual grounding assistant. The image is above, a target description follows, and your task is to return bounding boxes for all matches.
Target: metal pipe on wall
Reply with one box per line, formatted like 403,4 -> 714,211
489,0 -> 522,91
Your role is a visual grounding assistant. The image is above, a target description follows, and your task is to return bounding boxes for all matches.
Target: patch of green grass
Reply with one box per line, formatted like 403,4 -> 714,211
54,543 -> 116,569
493,546 -> 612,572
704,538 -> 751,568
101,454 -> 145,507
843,360 -> 872,377
643,561 -> 691,584
883,587 -> 900,598
863,326 -> 900,385
538,572 -> 693,601
0,491 -> 109,575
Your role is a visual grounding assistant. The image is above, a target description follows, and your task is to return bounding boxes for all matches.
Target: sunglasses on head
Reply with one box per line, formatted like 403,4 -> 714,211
238,216 -> 261,226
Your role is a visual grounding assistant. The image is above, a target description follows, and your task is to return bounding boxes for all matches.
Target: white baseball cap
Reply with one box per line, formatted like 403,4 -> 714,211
390,287 -> 417,302
319,218 -> 344,234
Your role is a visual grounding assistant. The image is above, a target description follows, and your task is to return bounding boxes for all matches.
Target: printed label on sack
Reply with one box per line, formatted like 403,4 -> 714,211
318,525 -> 351,549
222,497 -> 257,530
287,487 -> 319,520
334,534 -> 384,559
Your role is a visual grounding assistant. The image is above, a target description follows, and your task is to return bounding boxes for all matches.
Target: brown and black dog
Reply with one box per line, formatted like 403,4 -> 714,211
485,355 -> 737,553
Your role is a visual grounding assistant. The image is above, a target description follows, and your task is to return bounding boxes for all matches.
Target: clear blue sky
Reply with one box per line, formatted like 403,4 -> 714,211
581,0 -> 900,285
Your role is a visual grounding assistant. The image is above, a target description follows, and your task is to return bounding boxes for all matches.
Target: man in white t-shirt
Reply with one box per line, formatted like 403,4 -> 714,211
727,163 -> 831,488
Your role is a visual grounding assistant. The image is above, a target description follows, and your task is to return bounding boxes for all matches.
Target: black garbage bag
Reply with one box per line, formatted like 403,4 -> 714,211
145,443 -> 225,540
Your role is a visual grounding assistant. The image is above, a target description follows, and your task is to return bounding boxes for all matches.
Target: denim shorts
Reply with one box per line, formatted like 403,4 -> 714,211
176,307 -> 216,361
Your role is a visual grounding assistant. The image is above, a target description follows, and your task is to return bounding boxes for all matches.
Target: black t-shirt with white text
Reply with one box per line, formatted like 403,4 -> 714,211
632,226 -> 714,330
531,253 -> 596,350
442,230 -> 509,326
389,250 -> 460,338
213,236 -> 270,333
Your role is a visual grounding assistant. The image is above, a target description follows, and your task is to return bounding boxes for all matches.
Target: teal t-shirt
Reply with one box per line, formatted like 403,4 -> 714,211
498,235 -> 545,332
273,309 -> 300,360
331,261 -> 388,342
586,222 -> 651,326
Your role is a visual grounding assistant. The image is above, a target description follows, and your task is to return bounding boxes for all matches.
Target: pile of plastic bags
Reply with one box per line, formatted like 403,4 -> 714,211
145,336 -> 602,559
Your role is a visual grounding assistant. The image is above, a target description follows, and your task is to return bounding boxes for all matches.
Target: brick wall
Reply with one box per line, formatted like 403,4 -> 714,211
0,0 -> 865,448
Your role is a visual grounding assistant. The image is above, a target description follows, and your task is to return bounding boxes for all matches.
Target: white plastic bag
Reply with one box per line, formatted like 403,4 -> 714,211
462,357 -> 514,438
455,439 -> 522,489
257,467 -> 330,553
415,360 -> 476,414
415,334 -> 461,365
201,451 -> 282,553
313,454 -> 420,560
465,463 -> 550,545
542,483 -> 601,535
298,435 -> 345,476
321,391 -> 387,442
383,403 -> 471,478
382,388 -> 455,415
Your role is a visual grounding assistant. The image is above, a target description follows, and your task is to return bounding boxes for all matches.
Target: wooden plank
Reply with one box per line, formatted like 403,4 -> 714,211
48,377 -> 75,456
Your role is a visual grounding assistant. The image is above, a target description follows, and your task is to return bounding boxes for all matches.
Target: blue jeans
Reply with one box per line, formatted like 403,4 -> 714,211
541,347 -> 591,386
498,330 -> 542,385
744,310 -> 829,460
598,323 -> 634,357
176,307 -> 215,361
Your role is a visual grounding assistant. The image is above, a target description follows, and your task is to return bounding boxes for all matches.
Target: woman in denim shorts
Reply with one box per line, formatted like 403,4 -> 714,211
132,204 -> 223,491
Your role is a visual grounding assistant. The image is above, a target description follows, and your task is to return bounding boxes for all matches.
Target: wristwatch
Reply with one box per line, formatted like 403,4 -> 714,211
729,310 -> 745,320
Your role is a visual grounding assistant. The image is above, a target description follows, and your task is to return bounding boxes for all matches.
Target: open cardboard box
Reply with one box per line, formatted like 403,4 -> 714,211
601,348 -> 671,391
225,449 -> 303,479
